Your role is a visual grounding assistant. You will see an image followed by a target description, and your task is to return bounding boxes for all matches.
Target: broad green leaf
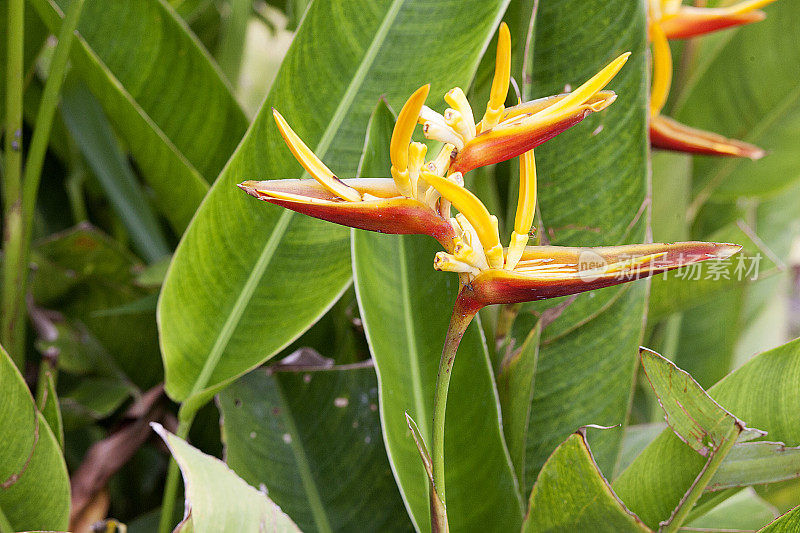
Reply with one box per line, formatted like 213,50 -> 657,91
214,0 -> 249,83
640,348 -> 760,456
639,349 -> 753,530
709,442 -> 800,492
152,422 -> 301,533
0,345 -> 70,531
36,369 -> 64,450
29,0 -> 249,232
687,488 -> 778,531
158,0 -> 513,406
517,0 -> 650,487
497,320 -> 540,489
352,101 -> 522,531
219,367 -> 411,532
614,338 -> 800,528
60,77 -> 170,263
616,423 -> 668,476
34,225 -> 161,388
62,376 -> 132,420
522,430 -> 650,532
673,0 -> 800,201
759,505 -> 800,532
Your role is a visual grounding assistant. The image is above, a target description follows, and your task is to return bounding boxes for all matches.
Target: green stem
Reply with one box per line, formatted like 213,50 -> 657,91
661,430 -> 739,533
2,0 -> 25,366
1,0 -> 84,367
431,288 -> 480,507
158,405 -> 198,533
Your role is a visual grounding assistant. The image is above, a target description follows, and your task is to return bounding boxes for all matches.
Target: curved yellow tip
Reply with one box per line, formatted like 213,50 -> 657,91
391,85 -> 430,173
537,52 -> 631,119
649,23 -> 672,117
272,109 -> 361,202
479,22 -> 512,132
421,171 -> 502,268
728,0 -> 778,15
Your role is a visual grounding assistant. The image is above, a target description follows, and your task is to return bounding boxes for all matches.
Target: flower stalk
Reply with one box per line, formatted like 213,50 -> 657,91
430,289 -> 481,511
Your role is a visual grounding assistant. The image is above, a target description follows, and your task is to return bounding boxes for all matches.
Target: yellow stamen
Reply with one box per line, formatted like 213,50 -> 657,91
444,88 -> 476,139
649,22 -> 672,117
453,241 -> 489,271
506,148 -> 537,270
437,171 -> 464,219
422,171 -> 504,269
453,215 -> 490,269
444,109 -> 474,143
429,144 -> 455,176
423,122 -> 465,149
408,142 -> 427,200
434,252 -> 481,276
536,52 -> 631,120
478,21 -> 511,132
272,109 -> 362,202
391,85 -> 430,196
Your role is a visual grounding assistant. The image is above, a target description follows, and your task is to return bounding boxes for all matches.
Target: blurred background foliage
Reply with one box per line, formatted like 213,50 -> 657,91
1,0 -> 799,531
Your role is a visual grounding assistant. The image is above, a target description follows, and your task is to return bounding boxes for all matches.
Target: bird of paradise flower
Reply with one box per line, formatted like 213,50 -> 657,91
239,22 -> 740,532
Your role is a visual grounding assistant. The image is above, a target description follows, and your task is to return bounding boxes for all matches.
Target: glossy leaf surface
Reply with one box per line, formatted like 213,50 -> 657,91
522,431 -> 650,532
615,338 -> 800,528
0,346 -> 70,531
219,367 -> 411,532
159,0 -> 512,405
517,0 -> 650,487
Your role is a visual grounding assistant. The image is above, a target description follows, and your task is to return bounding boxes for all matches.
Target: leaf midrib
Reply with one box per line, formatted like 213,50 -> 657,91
185,0 -> 408,401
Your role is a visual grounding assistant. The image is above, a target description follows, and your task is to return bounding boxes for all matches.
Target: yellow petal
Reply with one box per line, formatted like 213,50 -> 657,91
478,21 -> 511,132
272,109 -> 362,202
649,22 -> 672,117
391,85 -> 430,186
535,52 -> 630,120
421,170 -> 503,268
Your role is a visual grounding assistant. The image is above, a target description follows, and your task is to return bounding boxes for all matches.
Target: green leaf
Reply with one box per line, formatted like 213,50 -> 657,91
709,442 -> 800,492
158,0 -> 513,406
218,367 -> 411,532
687,488 -> 778,531
516,0 -> 650,486
614,338 -> 800,528
673,1 -> 800,202
759,505 -> 800,532
152,422 -> 302,533
522,430 -> 650,532
34,225 -> 161,388
352,101 -> 522,531
616,423 -> 668,477
29,0 -> 249,232
60,77 -> 170,263
640,347 -> 760,456
0,345 -> 70,531
497,320 -> 540,488
36,369 -> 64,450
